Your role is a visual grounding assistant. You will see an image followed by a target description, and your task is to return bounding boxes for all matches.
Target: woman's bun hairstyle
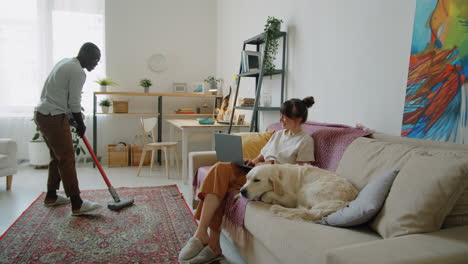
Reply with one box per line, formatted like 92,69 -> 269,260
280,96 -> 316,124
302,96 -> 315,108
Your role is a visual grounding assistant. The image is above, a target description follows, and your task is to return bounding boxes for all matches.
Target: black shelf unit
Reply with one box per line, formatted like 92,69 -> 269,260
228,31 -> 287,133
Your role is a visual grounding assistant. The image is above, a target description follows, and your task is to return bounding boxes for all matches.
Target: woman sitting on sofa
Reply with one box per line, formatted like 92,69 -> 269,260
179,96 -> 316,263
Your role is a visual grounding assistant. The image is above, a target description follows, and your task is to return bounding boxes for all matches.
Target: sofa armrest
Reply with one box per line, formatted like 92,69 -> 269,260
188,151 -> 217,185
0,138 -> 17,172
326,226 -> 468,264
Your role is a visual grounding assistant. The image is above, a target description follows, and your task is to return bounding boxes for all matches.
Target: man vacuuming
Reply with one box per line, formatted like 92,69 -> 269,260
34,42 -> 102,216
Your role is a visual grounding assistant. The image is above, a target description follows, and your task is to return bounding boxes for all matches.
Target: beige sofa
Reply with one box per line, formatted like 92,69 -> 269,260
188,132 -> 468,264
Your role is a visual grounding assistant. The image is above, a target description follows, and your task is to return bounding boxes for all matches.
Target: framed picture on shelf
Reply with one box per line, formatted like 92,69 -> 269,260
173,82 -> 187,93
190,82 -> 204,94
242,50 -> 261,72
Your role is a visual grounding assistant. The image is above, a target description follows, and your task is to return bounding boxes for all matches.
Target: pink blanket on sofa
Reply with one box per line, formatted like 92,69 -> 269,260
221,122 -> 373,239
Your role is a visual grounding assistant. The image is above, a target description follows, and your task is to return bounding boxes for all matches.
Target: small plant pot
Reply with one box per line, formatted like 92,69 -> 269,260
101,106 -> 109,113
100,85 -> 107,92
144,87 -> 149,93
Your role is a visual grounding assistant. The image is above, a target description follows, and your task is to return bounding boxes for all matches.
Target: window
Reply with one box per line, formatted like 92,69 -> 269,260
0,0 -> 105,115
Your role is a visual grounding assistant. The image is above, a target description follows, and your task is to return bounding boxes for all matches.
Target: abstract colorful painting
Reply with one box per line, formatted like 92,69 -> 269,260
402,0 -> 468,143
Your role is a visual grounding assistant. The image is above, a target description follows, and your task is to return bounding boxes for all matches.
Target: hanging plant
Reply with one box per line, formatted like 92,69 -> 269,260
263,16 -> 283,72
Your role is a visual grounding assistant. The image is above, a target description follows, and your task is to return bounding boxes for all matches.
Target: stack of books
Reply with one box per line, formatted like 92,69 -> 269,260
238,98 -> 255,107
176,108 -> 196,114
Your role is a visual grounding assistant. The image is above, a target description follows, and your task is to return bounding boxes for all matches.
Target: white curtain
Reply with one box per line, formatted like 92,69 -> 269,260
0,0 -> 105,160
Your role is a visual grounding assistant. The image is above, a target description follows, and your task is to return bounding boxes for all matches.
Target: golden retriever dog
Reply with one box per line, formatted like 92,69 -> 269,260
239,164 -> 358,221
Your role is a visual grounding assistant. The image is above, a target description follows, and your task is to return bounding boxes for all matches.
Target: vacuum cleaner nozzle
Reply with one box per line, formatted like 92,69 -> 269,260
108,198 -> 135,211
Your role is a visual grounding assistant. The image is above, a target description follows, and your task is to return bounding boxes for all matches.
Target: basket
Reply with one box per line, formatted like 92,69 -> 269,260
113,101 -> 128,113
130,145 -> 152,166
107,144 -> 129,167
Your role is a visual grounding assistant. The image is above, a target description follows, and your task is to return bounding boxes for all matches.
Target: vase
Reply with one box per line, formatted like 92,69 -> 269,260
262,93 -> 272,107
100,85 -> 107,92
144,87 -> 149,93
101,106 -> 109,113
28,141 -> 50,167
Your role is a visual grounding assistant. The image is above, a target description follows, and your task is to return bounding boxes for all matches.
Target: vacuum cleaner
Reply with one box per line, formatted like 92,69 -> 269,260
81,135 -> 134,210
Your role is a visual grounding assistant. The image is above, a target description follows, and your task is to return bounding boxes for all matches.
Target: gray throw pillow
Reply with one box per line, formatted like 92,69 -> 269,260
320,169 -> 400,227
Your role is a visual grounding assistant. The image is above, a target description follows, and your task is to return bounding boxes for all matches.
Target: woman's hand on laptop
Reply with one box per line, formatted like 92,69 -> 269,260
244,159 -> 256,167
256,160 -> 277,166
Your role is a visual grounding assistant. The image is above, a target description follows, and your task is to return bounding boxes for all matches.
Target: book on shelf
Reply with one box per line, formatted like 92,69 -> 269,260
176,112 -> 196,114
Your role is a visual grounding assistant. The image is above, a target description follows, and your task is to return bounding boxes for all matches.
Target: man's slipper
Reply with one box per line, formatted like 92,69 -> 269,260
72,200 -> 102,216
44,195 -> 70,206
187,246 -> 225,264
178,237 -> 206,261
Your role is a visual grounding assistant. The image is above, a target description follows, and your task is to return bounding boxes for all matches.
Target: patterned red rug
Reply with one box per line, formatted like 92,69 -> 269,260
0,185 -> 197,264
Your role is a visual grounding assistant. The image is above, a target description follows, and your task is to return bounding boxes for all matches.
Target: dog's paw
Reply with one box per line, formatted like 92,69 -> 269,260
261,192 -> 276,204
270,204 -> 285,214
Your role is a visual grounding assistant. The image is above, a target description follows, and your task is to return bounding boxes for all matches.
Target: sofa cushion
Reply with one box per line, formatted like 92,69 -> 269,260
370,155 -> 468,238
321,170 -> 399,227
336,137 -> 417,190
244,202 -> 381,264
443,188 -> 468,228
339,135 -> 468,229
233,130 -> 274,159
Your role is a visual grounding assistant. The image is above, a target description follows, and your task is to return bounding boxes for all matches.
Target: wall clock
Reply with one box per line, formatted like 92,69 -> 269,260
147,54 -> 168,72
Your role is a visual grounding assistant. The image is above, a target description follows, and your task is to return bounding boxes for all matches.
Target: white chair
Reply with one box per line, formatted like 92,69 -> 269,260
0,138 -> 17,190
136,118 -> 179,178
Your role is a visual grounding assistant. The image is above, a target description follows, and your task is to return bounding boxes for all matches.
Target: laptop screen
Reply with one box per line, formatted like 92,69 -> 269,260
214,133 -> 244,166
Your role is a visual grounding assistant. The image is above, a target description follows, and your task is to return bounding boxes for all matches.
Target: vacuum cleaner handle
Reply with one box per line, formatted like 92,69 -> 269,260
81,136 -> 112,188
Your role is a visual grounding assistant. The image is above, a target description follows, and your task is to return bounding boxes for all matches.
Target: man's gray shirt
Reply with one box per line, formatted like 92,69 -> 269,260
35,58 -> 86,115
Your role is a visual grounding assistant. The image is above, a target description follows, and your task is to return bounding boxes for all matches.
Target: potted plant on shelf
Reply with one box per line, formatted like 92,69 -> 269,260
203,76 -> 222,94
95,78 -> 118,92
140,78 -> 152,93
99,98 -> 112,113
263,16 -> 283,72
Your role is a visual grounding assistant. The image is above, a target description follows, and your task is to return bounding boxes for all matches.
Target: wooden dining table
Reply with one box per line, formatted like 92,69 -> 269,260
165,119 -> 250,184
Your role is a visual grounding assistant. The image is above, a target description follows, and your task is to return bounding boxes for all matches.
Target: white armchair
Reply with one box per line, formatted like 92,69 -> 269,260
0,138 -> 17,190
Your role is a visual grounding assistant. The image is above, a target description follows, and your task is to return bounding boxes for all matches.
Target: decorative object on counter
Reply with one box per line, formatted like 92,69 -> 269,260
204,76 -> 222,95
99,98 -> 112,113
191,82 -> 205,94
263,16 -> 283,72
215,86 -> 232,121
113,101 -> 128,113
139,78 -> 152,93
262,92 -> 272,107
196,118 -> 215,125
238,97 -> 255,107
147,53 -> 168,72
173,82 -> 187,93
198,102 -> 212,114
237,114 -> 245,125
95,78 -> 118,92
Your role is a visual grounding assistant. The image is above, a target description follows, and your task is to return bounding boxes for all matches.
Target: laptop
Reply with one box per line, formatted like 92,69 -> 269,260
214,133 -> 254,170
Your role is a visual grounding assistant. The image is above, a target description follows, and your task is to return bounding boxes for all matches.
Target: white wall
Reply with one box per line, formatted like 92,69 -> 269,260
7,0 -> 419,160
98,0 -> 218,159
216,0 -> 416,135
